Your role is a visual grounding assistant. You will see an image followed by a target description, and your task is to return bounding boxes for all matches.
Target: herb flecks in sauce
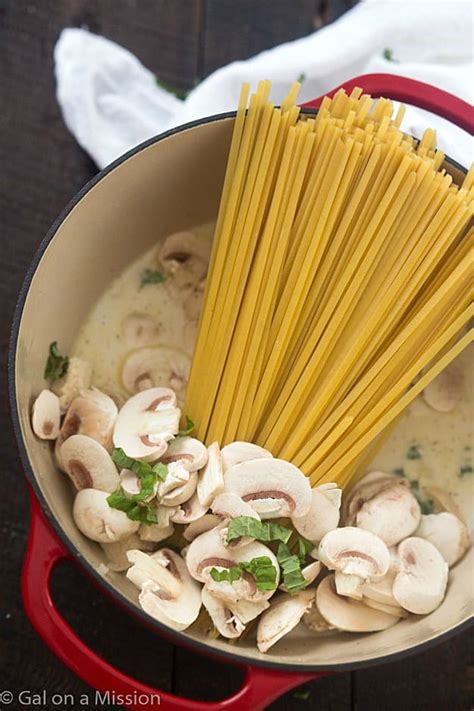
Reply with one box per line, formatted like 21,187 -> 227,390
44,341 -> 69,381
459,464 -> 473,478
406,444 -> 422,460
140,269 -> 166,289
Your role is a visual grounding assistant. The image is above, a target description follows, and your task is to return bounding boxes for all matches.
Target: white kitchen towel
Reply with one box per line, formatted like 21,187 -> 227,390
54,0 -> 473,169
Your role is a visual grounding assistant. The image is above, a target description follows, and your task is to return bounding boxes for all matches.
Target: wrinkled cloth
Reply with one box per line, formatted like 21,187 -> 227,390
54,0 -> 473,169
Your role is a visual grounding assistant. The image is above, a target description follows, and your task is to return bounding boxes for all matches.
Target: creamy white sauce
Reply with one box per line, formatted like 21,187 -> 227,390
73,224 -> 473,529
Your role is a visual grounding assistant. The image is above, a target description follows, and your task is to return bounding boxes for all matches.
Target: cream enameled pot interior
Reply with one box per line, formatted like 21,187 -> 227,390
13,115 -> 473,668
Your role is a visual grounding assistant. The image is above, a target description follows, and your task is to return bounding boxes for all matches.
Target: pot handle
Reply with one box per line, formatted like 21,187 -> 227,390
302,73 -> 474,134
22,494 -> 320,710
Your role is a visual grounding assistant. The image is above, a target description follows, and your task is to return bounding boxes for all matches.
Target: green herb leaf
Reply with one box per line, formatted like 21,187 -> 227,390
392,467 -> 405,477
111,447 -> 165,482
459,464 -> 473,477
277,543 -> 309,594
226,516 -> 292,545
44,341 -> 69,381
152,462 -> 169,481
420,499 -> 434,515
240,556 -> 278,592
297,72 -> 306,83
383,47 -> 399,63
406,444 -> 422,460
108,449 -> 168,525
155,76 -> 190,100
209,556 -> 278,592
409,479 -> 420,492
106,489 -> 158,524
177,415 -> 195,437
292,686 -> 311,701
297,536 -> 314,562
140,268 -> 166,289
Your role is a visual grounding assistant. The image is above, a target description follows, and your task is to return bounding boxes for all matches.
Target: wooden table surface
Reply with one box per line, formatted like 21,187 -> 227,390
0,2 -> 472,709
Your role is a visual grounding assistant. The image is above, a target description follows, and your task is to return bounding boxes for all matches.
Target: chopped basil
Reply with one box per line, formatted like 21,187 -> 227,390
209,556 -> 278,592
297,536 -> 314,562
177,415 -> 195,437
420,499 -> 434,515
106,490 -> 158,524
108,449 -> 168,525
392,467 -> 405,477
460,464 -> 473,477
383,47 -> 399,63
226,516 -> 292,545
297,72 -> 306,83
44,341 -> 69,381
155,76 -> 190,100
277,543 -> 309,594
140,268 -> 166,288
111,448 -> 168,482
409,479 -> 420,492
406,444 -> 422,460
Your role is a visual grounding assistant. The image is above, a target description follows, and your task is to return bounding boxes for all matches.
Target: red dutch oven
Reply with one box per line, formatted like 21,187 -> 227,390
9,75 -> 474,710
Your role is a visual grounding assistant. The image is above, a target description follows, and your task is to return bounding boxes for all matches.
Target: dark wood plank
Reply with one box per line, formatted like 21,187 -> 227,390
353,629 -> 474,711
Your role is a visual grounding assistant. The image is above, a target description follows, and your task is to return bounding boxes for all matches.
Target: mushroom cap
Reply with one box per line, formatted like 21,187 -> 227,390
126,549 -> 183,597
392,537 -> 449,614
318,527 -> 390,580
316,575 -> 399,632
171,491 -> 208,524
100,533 -> 154,572
161,437 -> 208,472
334,572 -> 364,600
343,471 -> 399,524
197,441 -> 224,507
362,569 -> 398,607
223,458 -> 311,519
59,388 -> 118,451
211,492 -> 260,520
355,482 -> 421,546
227,598 -> 270,624
292,485 -> 341,543
137,549 -> 202,631
422,361 -> 464,412
73,489 -> 139,543
415,512 -> 470,566
31,389 -> 61,440
183,513 -> 221,542
303,601 -> 335,633
201,588 -> 246,639
160,468 -> 198,506
186,527 -> 279,602
138,522 -> 174,543
158,231 -> 210,288
256,589 -> 315,653
122,313 -> 160,347
221,441 -> 273,471
121,347 -> 190,406
113,387 -> 180,460
60,434 -> 120,492
362,597 -> 407,619
51,356 -> 93,412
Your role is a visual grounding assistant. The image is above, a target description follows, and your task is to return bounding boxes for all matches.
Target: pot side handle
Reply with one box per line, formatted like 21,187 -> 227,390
302,73 -> 474,134
22,493 -> 320,711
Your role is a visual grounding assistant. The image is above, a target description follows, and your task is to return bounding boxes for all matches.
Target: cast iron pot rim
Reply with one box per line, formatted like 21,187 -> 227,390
8,109 -> 472,674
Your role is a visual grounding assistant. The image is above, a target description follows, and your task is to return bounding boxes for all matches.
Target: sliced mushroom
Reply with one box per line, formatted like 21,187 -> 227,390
223,458 -> 311,519
161,437 -> 208,472
121,347 -> 190,406
318,527 -> 390,582
211,492 -> 261,547
183,513 -> 221,542
159,466 -> 198,506
344,471 -> 399,524
51,356 -> 93,412
334,572 -> 364,600
136,549 -> 202,631
422,361 -> 464,412
73,489 -> 139,542
354,482 -> 421,546
362,597 -> 407,619
100,534 -> 155,572
58,388 -> 117,452
113,387 -> 180,460
392,537 -> 449,614
31,389 -> 61,440
158,231 -> 210,291
362,569 -> 398,607
138,522 -> 174,543
303,601 -> 335,633
415,512 -> 470,566
292,484 -> 341,544
126,548 -> 182,597
122,313 -> 160,347
197,442 -> 224,507
186,527 -> 279,603
201,588 -> 246,639
227,598 -> 270,624
221,441 -> 273,471
257,589 -> 316,653
60,435 -> 120,492
316,575 -> 399,632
